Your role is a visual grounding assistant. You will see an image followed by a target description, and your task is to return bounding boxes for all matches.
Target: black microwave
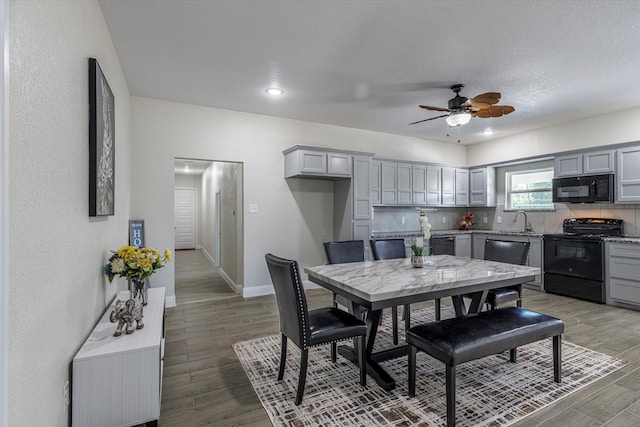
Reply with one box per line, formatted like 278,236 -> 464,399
552,174 -> 614,203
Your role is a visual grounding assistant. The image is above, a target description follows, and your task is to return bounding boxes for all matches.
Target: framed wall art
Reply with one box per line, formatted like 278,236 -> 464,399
129,220 -> 145,247
88,58 -> 115,216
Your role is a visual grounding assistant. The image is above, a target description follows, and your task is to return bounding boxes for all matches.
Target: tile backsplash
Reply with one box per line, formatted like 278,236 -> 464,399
372,203 -> 640,236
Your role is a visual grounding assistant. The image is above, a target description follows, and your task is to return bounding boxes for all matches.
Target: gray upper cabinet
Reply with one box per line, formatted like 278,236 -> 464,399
381,161 -> 398,204
426,166 -> 442,205
284,146 -> 352,179
397,162 -> 413,204
441,167 -> 456,206
371,160 -> 382,205
412,164 -> 427,205
554,153 -> 582,177
584,150 -> 615,174
469,167 -> 496,207
616,145 -> 640,203
455,168 -> 469,206
554,149 -> 615,178
353,156 -> 373,220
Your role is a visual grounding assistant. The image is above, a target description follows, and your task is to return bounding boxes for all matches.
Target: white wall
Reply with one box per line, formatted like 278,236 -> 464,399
9,1 -> 131,425
131,96 -> 467,294
467,107 -> 640,166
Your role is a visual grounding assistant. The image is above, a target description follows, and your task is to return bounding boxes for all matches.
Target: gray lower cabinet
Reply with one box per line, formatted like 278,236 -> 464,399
454,234 -> 472,257
472,234 -> 487,259
72,287 -> 166,427
606,242 -> 640,308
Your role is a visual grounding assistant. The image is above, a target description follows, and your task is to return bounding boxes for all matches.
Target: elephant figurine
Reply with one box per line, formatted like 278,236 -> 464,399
110,298 -> 144,336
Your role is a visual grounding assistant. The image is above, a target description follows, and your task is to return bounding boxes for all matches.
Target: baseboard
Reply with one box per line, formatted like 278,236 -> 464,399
242,285 -> 274,298
165,294 -> 176,308
218,268 -> 242,294
200,247 -> 216,267
241,280 -> 320,298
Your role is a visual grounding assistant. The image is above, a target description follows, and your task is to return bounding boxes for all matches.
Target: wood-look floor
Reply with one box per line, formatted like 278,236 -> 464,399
158,249 -> 640,426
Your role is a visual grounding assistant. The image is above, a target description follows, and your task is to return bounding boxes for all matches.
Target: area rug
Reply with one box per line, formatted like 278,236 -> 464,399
233,307 -> 627,426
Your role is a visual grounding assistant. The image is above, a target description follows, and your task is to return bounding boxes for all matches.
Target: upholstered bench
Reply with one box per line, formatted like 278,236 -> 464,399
406,307 -> 564,427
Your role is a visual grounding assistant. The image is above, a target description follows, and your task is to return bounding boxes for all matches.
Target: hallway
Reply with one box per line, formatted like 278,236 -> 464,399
159,249 -> 280,425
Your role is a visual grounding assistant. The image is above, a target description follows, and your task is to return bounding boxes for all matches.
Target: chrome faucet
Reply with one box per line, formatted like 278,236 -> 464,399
514,211 -> 532,233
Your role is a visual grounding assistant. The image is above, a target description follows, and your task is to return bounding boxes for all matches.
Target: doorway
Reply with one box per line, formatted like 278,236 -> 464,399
174,158 -> 244,293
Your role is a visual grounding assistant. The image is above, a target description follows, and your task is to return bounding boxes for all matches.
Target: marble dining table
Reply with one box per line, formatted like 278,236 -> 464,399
305,254 -> 540,390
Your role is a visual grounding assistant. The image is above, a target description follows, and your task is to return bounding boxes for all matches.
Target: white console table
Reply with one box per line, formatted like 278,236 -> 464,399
72,287 -> 166,427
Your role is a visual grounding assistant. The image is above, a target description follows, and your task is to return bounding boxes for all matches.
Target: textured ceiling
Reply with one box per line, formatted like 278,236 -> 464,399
99,0 -> 640,145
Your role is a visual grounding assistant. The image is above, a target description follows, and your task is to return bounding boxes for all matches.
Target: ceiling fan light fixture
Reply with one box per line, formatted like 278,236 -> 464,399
445,112 -> 472,127
265,87 -> 284,96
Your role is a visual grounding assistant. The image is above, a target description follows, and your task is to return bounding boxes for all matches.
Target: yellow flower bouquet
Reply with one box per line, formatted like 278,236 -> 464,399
104,245 -> 172,282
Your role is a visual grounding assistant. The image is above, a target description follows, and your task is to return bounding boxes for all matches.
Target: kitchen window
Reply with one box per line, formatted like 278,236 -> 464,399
506,168 -> 554,210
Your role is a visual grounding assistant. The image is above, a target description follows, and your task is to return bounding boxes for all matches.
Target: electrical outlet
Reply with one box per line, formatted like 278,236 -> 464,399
249,204 -> 258,214
497,216 -> 502,224
63,381 -> 70,413
401,216 -> 405,224
322,227 -> 327,237
442,217 -> 446,224
483,216 -> 488,224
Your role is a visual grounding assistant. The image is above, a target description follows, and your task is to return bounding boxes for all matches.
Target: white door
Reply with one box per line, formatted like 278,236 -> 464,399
174,188 -> 196,250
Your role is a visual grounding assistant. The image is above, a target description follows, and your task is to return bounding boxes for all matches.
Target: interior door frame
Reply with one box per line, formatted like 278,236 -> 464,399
1,1 -> 9,423
215,190 -> 221,267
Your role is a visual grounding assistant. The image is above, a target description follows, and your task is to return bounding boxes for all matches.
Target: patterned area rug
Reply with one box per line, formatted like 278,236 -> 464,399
233,307 -> 626,426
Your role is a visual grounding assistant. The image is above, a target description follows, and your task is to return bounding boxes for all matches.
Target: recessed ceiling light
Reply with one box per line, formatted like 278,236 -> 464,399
265,87 -> 284,96
482,129 -> 494,136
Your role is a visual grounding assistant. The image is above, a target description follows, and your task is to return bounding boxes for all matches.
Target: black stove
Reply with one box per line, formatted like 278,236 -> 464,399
543,218 -> 623,240
543,218 -> 623,303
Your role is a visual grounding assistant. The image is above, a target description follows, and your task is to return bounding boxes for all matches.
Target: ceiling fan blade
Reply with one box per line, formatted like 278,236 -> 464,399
473,92 -> 501,104
475,105 -> 515,118
419,105 -> 450,112
409,114 -> 450,125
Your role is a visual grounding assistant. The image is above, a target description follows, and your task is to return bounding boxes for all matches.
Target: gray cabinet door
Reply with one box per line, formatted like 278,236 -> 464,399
412,164 -> 427,205
455,234 -> 472,257
381,161 -> 398,204
469,167 -> 496,207
371,160 -> 381,205
426,166 -> 442,205
397,162 -> 412,204
472,234 -> 487,259
616,146 -> 640,203
441,167 -> 455,205
554,154 -> 583,177
327,152 -> 352,176
353,220 -> 373,260
353,156 -> 372,220
455,168 -> 469,206
584,150 -> 615,174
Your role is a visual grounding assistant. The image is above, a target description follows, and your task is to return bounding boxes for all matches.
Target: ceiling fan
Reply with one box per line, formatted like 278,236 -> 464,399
409,84 -> 515,127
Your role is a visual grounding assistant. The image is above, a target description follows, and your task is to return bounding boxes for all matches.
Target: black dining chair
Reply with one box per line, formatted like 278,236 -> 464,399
265,253 -> 367,406
323,240 -> 365,311
369,239 -> 437,344
483,239 -> 531,309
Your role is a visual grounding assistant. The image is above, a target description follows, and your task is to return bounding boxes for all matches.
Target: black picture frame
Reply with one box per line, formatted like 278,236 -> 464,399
88,58 -> 115,216
129,220 -> 145,247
